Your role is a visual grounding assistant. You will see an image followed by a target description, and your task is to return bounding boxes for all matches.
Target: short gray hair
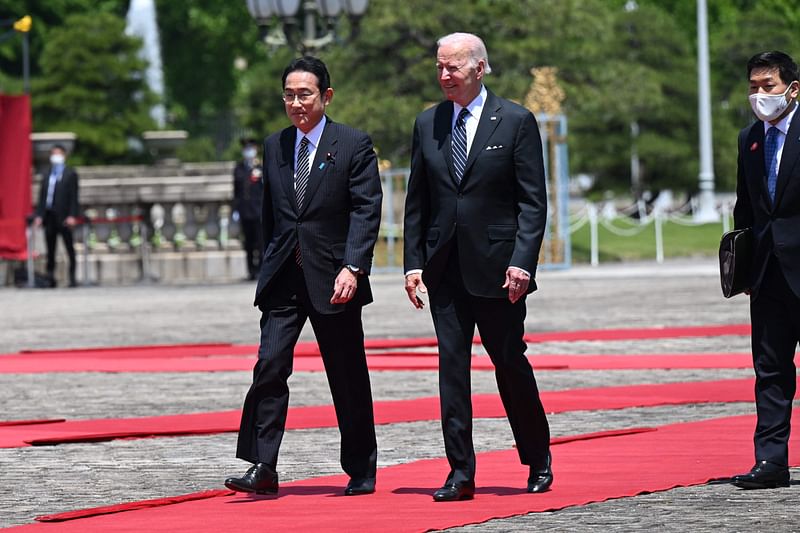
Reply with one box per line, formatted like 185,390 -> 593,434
437,32 -> 493,75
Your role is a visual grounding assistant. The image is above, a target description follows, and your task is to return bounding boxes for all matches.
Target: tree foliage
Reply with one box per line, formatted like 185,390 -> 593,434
32,12 -> 154,164
4,0 -> 800,186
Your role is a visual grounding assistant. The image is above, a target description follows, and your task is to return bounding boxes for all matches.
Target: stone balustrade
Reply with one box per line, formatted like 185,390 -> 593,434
27,162 -> 408,285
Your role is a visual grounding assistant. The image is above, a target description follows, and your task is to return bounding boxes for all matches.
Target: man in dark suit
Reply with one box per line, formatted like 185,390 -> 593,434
403,32 -> 552,501
33,144 -> 79,288
732,51 -> 800,490
232,137 -> 264,280
225,57 -> 382,497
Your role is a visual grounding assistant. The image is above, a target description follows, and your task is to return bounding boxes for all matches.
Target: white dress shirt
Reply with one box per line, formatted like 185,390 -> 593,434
452,85 -> 487,156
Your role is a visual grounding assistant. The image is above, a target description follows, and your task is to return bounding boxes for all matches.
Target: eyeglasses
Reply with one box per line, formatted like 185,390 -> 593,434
282,91 -> 319,104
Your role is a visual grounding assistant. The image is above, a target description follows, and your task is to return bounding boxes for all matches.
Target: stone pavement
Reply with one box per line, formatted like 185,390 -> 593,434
0,259 -> 798,531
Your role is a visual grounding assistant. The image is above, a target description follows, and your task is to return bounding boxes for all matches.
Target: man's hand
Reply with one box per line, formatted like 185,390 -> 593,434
64,216 -> 77,228
502,267 -> 530,304
331,267 -> 358,304
405,272 -> 427,309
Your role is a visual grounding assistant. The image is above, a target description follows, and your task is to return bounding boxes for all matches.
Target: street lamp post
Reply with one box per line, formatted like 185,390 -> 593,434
246,0 -> 369,54
694,0 -> 719,222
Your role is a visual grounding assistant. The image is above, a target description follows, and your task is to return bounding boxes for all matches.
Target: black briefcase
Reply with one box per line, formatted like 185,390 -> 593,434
719,228 -> 752,298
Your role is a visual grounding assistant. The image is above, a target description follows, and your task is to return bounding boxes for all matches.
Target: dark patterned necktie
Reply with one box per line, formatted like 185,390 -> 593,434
295,136 -> 311,209
294,137 -> 311,266
452,108 -> 470,182
764,126 -> 780,201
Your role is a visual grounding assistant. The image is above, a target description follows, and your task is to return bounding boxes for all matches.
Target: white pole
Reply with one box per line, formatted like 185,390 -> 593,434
721,202 -> 731,233
694,0 -> 719,222
655,211 -> 664,264
589,203 -> 599,267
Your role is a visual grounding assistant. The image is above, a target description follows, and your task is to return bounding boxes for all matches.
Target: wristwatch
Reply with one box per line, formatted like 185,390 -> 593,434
345,264 -> 361,275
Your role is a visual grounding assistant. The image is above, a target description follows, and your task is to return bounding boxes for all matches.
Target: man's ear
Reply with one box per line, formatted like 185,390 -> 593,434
323,88 -> 334,106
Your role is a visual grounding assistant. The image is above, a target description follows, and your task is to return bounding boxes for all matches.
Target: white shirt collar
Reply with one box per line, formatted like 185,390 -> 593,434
295,115 -> 327,150
453,85 -> 487,126
763,102 -> 798,136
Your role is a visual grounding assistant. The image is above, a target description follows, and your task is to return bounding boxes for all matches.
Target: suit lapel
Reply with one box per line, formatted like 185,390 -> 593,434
433,102 -> 457,186
744,124 -> 769,207
299,120 -> 336,216
277,127 -> 299,213
774,110 -> 800,208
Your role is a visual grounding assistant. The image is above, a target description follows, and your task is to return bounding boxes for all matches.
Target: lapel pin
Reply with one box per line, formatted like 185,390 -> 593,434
490,116 -> 497,121
750,142 -> 758,151
319,162 -> 325,170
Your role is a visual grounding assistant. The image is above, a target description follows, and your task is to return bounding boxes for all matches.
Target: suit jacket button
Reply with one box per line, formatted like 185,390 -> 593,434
457,193 -> 463,199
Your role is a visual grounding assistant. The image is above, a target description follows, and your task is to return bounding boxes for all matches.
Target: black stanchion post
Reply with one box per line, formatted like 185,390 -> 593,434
140,222 -> 151,282
26,221 -> 34,288
82,222 -> 90,285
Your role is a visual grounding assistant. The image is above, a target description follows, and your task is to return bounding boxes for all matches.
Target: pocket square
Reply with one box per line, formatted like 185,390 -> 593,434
485,145 -> 504,151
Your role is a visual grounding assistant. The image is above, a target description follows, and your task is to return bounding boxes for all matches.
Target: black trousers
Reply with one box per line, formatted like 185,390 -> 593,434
236,261 -> 377,479
750,256 -> 800,466
43,212 -> 76,283
240,218 -> 263,279
429,245 -> 550,484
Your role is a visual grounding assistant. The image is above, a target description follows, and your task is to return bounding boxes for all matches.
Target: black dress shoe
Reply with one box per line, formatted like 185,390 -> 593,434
527,452 -> 553,493
732,460 -> 790,489
344,477 -> 375,496
224,463 -> 279,494
433,481 -> 475,502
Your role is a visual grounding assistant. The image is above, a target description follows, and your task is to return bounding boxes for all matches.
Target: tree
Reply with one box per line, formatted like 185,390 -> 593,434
155,1 -> 260,153
0,0 -> 127,80
33,12 -> 154,164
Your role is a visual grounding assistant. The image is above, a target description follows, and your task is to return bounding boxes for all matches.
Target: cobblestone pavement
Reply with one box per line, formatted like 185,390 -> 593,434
1,259 -> 798,531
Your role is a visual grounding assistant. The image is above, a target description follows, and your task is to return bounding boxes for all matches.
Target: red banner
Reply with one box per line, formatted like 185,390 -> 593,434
0,94 -> 32,260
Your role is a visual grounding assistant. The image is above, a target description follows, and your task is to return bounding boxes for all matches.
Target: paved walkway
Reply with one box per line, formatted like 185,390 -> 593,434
1,259 -> 797,531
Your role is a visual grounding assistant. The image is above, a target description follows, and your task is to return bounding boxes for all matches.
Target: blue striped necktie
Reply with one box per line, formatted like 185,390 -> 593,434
452,108 -> 469,182
764,126 -> 780,202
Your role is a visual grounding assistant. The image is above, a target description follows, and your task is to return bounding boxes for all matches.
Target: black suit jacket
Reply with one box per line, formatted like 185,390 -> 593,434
733,111 -> 800,297
35,166 -> 80,223
254,118 -> 382,314
403,90 -> 548,298
233,160 -> 264,221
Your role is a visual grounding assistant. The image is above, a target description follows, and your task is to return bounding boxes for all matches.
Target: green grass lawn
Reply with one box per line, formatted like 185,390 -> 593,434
570,217 -> 726,263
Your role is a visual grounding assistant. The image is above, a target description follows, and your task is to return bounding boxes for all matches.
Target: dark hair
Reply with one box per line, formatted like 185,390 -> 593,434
281,56 -> 331,94
747,51 -> 800,84
51,144 -> 67,153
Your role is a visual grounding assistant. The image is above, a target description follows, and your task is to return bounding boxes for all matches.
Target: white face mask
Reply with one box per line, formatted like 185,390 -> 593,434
50,154 -> 65,166
243,147 -> 257,159
749,84 -> 795,122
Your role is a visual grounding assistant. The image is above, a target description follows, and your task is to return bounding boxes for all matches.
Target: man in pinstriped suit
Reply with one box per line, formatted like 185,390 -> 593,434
225,56 -> 382,497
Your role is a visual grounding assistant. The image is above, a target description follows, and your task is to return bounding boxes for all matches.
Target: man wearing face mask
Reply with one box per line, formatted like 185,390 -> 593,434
731,51 -> 800,489
233,137 -> 264,280
33,145 -> 80,288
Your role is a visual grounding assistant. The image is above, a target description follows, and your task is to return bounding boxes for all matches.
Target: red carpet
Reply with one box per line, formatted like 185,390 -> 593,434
0,352 -> 753,374
0,378 -> 767,448
0,323 -> 750,363
8,413 -> 797,532
521,323 -> 749,343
